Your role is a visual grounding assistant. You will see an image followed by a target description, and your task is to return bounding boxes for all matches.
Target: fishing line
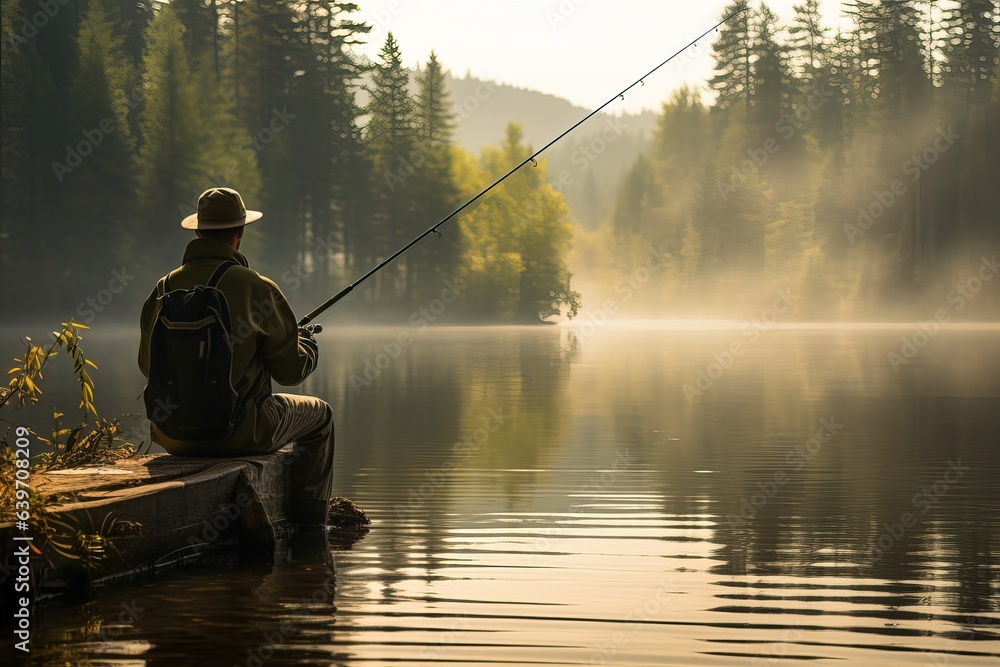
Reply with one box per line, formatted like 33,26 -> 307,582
299,6 -> 748,327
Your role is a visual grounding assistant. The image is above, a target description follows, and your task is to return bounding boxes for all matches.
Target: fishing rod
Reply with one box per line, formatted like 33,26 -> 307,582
298,7 -> 747,329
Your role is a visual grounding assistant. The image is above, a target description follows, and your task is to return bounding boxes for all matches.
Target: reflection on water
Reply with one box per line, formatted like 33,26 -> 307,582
14,324 -> 1000,665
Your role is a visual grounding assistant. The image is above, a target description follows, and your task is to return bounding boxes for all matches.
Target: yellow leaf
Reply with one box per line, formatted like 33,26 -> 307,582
73,323 -> 90,330
85,359 -> 98,369
7,367 -> 20,375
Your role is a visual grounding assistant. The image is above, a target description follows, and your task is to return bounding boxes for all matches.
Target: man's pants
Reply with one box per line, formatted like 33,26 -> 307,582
267,394 -> 335,512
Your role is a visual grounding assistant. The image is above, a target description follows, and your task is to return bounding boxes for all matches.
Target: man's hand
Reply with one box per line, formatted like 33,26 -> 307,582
299,325 -> 318,342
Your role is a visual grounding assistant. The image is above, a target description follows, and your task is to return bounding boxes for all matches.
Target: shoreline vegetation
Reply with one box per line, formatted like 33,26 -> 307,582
2,320 -> 144,594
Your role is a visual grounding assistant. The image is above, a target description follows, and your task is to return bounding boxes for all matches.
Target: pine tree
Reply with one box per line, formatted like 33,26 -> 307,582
938,0 -> 1000,253
710,0 -> 753,118
365,32 -> 417,302
230,0 -> 311,281
1,0 -> 72,313
65,0 -> 137,280
170,0 -> 217,68
412,51 -> 461,301
136,5 -> 209,269
749,4 -> 793,138
186,64 -> 263,229
646,87 -> 709,259
845,0 -> 931,117
789,0 -> 828,80
941,0 -> 999,105
316,2 -> 371,289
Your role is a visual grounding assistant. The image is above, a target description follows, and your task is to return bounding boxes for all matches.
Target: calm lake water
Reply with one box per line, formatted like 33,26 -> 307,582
9,323 -> 1000,666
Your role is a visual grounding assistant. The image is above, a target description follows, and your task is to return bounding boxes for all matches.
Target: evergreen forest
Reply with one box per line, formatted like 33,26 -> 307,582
1,0 -> 997,323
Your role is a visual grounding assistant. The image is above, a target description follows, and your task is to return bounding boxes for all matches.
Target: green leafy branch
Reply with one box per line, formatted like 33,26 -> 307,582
2,319 -> 99,418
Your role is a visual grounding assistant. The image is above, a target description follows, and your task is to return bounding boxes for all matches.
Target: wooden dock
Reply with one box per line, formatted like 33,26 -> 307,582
1,446 -> 306,590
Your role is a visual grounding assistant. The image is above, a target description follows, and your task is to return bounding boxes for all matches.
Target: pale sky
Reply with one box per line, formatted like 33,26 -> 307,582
350,0 -> 852,114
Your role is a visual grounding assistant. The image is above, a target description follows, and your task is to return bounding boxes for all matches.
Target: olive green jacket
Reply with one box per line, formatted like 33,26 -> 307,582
138,239 -> 318,454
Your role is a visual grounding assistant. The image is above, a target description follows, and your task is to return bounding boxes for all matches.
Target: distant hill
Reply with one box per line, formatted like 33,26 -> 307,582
356,64 -> 660,230
444,72 -> 659,229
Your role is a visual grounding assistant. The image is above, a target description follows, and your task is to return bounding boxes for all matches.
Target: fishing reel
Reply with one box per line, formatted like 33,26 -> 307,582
302,324 -> 323,335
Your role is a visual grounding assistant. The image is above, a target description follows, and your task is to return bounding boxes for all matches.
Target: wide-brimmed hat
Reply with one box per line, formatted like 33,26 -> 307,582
181,187 -> 263,230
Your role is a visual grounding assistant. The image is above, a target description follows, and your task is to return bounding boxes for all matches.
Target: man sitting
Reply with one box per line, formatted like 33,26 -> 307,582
138,187 -> 334,527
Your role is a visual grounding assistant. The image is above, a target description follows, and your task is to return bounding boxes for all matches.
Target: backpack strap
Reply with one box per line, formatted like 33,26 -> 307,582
158,261 -> 237,296
207,261 -> 238,288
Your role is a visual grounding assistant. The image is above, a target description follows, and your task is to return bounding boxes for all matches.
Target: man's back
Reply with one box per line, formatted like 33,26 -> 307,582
138,237 -> 318,454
